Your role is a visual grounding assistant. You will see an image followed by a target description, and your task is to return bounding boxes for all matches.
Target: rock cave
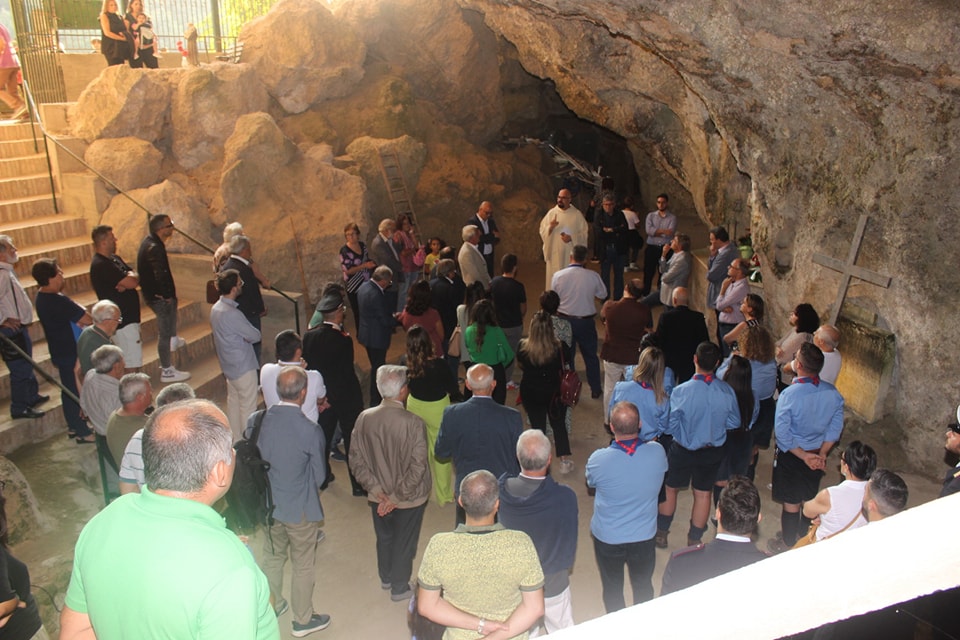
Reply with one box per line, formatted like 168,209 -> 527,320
2,0 -> 959,636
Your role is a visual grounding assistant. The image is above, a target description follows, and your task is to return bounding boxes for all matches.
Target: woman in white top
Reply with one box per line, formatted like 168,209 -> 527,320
803,440 -> 877,541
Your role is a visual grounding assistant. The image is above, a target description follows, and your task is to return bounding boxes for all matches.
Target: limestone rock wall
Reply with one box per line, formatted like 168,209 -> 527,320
456,0 -> 960,465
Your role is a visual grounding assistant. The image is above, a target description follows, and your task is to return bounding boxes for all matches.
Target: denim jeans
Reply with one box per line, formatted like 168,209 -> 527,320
147,298 -> 178,369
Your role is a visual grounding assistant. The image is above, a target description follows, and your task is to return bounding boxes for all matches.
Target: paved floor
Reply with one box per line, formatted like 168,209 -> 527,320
9,253 -> 942,639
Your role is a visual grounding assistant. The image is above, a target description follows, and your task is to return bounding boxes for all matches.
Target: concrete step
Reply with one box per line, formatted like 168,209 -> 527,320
0,335 -> 225,455
0,121 -> 40,141
0,195 -> 57,222
0,215 -> 87,250
0,298 -> 207,400
9,235 -> 92,280
0,155 -> 48,179
0,139 -> 45,158
0,174 -> 52,200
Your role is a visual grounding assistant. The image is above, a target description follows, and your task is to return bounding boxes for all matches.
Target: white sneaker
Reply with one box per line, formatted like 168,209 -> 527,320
170,336 -> 187,351
559,459 -> 575,474
161,367 -> 191,383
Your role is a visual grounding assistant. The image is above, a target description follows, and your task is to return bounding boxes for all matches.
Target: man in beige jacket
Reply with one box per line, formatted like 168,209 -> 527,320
350,364 -> 432,603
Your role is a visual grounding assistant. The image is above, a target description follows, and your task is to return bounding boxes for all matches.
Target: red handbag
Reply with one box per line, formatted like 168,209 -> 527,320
558,348 -> 582,407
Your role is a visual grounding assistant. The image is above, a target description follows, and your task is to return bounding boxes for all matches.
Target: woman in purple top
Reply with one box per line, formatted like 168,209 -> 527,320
340,223 -> 374,332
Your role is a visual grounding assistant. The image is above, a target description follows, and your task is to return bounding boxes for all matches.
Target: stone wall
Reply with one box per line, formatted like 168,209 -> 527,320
453,0 -> 960,468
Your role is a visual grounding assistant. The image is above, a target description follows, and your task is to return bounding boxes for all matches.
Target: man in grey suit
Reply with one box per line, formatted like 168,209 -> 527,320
457,225 -> 491,290
253,366 -> 331,637
357,266 -> 397,407
369,218 -> 402,276
435,364 -> 522,525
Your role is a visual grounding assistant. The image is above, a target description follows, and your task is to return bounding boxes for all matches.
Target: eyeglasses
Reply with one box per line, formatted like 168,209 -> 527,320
110,316 -> 123,323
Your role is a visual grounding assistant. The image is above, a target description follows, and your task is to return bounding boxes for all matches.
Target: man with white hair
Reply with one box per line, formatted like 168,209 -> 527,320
457,225 -> 491,290
220,234 -> 267,363
357,266 -> 398,406
105,373 -> 153,465
60,400 -> 279,640
77,300 -> 121,376
253,366 -> 330,636
784,324 -> 842,385
350,365 -> 431,603
498,430 -> 578,634
435,364 -> 523,524
79,345 -> 125,438
0,235 -> 47,419
369,218 -> 403,276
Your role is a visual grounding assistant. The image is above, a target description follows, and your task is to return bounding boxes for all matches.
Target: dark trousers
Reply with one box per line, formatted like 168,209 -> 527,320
718,321 -> 738,358
318,401 -> 363,494
600,246 -> 625,300
642,243 -> 664,295
523,395 -> 571,457
592,536 -> 656,613
483,252 -> 495,278
365,346 -> 387,406
53,358 -> 90,437
2,328 -> 39,415
371,502 -> 426,595
567,317 -> 601,395
347,291 -> 361,332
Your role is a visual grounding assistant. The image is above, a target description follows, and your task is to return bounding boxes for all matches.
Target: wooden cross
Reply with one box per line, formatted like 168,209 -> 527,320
812,214 -> 892,325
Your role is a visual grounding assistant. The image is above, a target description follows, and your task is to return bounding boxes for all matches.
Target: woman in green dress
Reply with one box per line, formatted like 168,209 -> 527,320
405,325 -> 460,506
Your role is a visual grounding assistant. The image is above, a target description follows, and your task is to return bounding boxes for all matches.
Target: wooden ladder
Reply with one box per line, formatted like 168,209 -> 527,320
377,148 -> 418,229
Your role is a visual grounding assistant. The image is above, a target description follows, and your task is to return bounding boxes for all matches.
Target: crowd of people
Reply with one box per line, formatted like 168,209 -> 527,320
0,185 -> 950,639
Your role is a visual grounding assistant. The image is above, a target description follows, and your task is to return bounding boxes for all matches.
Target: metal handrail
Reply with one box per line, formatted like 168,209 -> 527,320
0,333 -> 80,405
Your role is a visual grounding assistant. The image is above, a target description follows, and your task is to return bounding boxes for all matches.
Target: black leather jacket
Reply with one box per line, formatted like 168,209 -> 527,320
137,233 -> 176,300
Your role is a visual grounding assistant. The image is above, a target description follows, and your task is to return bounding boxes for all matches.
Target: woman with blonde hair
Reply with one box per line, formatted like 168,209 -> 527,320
99,0 -> 131,66
609,346 -> 670,442
517,311 -> 573,472
405,325 -> 459,506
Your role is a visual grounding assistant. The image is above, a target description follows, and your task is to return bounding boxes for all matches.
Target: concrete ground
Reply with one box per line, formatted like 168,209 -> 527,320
9,254 -> 943,638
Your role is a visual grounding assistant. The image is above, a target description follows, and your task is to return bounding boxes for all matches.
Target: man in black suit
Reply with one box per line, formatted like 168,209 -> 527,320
357,266 -> 397,407
660,476 -> 767,595
302,288 -> 366,496
656,287 -> 709,383
369,218 -> 403,276
467,201 -> 500,277
429,259 -> 465,372
435,364 -> 522,524
220,234 -> 268,363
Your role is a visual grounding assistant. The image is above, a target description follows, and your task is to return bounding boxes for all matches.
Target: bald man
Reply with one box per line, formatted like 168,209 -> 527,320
467,201 -> 501,277
540,189 -> 588,290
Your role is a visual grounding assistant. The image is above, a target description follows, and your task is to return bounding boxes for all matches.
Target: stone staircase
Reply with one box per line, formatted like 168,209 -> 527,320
0,119 -> 226,454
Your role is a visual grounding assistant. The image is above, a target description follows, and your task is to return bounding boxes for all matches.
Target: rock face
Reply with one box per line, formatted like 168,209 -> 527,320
84,137 -> 163,192
67,0 -> 960,469
239,0 -> 366,115
454,0 -> 960,465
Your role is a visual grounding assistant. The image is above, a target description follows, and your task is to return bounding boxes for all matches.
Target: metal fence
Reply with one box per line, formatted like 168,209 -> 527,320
10,0 -> 277,103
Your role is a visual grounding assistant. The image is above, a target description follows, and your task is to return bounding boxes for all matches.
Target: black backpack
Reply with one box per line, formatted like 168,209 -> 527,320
225,410 -> 275,535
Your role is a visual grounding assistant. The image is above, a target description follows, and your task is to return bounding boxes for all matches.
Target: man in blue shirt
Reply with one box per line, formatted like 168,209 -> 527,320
586,401 -> 667,613
657,342 -> 740,549
769,342 -> 844,552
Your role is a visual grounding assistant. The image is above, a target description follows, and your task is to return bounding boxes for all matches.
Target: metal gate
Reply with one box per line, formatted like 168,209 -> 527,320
10,0 -> 67,104
10,0 -> 278,105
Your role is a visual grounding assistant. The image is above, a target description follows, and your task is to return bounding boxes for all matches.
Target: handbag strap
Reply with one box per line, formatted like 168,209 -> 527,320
822,510 -> 862,541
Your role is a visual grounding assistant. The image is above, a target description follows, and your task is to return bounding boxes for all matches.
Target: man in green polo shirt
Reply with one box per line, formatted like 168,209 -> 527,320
60,399 -> 279,640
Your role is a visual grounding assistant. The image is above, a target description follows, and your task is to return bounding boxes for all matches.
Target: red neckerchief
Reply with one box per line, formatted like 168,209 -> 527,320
795,376 -> 820,386
611,437 -> 641,455
636,380 -> 652,390
693,373 -> 714,384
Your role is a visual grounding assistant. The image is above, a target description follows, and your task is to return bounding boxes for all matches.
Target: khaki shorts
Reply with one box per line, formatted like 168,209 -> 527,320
112,323 -> 143,368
